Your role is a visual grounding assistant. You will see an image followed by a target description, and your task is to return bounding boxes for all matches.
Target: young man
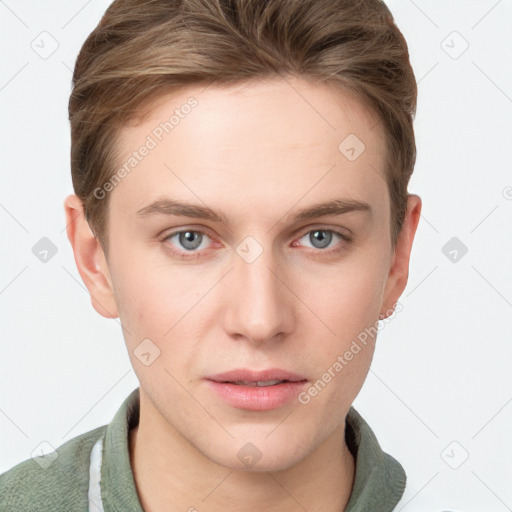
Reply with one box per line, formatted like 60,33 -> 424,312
0,0 -> 421,510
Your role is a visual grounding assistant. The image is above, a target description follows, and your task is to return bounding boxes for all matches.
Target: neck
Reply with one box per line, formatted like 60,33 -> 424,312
129,396 -> 355,512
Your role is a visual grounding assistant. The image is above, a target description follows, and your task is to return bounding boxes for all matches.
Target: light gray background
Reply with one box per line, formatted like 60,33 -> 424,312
1,1 -> 511,510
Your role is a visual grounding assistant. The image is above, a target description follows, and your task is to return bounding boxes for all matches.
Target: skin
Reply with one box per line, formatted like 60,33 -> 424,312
65,75 -> 421,512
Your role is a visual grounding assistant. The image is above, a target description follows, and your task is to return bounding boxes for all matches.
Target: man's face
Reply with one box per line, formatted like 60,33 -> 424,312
104,76 -> 396,470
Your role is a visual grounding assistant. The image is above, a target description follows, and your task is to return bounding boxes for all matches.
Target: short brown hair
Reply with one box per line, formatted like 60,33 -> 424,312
69,0 -> 417,256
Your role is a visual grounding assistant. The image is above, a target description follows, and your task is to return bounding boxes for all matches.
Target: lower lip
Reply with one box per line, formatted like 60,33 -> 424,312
206,380 -> 308,411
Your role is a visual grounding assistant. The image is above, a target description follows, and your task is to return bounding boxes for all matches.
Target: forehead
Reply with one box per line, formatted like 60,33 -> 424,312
110,76 -> 388,221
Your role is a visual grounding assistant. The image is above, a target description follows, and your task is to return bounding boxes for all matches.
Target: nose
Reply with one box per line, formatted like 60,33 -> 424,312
223,243 -> 295,345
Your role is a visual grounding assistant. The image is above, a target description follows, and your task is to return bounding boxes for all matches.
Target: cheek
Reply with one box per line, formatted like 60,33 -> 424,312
107,254 -> 172,352
295,250 -> 388,385
109,264 -> 199,388
306,257 -> 386,331
110,269 -> 160,332
299,264 -> 383,424
108,250 -> 214,356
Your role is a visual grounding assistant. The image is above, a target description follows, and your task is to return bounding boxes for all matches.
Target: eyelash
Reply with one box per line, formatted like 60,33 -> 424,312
160,227 -> 352,260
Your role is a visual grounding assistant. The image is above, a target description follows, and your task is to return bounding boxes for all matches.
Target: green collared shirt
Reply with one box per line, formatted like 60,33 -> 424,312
0,387 -> 406,511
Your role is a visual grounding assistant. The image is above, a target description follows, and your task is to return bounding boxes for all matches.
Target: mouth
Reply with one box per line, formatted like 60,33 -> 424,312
207,368 -> 307,383
225,379 -> 298,387
205,368 -> 308,411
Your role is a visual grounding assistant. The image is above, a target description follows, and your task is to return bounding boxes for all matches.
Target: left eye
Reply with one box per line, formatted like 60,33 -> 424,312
297,229 -> 346,250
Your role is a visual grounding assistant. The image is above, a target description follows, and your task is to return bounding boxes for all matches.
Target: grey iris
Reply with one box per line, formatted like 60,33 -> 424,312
179,231 -> 203,250
310,230 -> 332,249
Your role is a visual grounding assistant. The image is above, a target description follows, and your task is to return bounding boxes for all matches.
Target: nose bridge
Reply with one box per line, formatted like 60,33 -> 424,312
225,235 -> 293,343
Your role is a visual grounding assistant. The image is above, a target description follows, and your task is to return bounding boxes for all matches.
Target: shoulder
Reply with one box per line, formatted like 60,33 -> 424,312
0,425 -> 106,512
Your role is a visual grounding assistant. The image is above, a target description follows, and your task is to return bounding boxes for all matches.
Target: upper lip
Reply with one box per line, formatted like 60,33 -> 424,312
206,368 -> 307,383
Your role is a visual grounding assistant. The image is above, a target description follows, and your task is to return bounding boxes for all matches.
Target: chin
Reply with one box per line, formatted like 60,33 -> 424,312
221,454 -> 304,473
203,437 -> 312,473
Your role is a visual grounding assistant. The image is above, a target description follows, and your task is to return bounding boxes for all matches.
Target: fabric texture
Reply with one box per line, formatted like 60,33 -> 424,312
0,387 -> 406,511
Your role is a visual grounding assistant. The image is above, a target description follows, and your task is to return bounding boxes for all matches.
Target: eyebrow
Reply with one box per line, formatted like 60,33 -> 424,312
136,197 -> 372,226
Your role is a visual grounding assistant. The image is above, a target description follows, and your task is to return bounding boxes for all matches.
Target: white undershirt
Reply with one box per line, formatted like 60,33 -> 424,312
88,437 -> 105,512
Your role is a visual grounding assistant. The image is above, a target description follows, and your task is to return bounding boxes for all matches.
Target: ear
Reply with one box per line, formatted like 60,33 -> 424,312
380,194 -> 422,317
63,194 -> 119,319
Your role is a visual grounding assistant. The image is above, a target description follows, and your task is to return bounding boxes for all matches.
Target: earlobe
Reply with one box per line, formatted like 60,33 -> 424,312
380,194 -> 422,317
63,194 -> 119,319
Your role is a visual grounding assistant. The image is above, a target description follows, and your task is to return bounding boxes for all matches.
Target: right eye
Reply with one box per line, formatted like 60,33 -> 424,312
162,230 -> 213,258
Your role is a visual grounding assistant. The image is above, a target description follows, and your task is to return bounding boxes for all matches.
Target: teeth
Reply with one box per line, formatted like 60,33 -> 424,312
232,379 -> 284,387
257,379 -> 282,386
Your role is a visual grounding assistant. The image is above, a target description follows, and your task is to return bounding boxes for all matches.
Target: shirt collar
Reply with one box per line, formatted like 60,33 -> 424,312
100,387 -> 143,512
99,387 -> 406,512
344,406 -> 407,511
